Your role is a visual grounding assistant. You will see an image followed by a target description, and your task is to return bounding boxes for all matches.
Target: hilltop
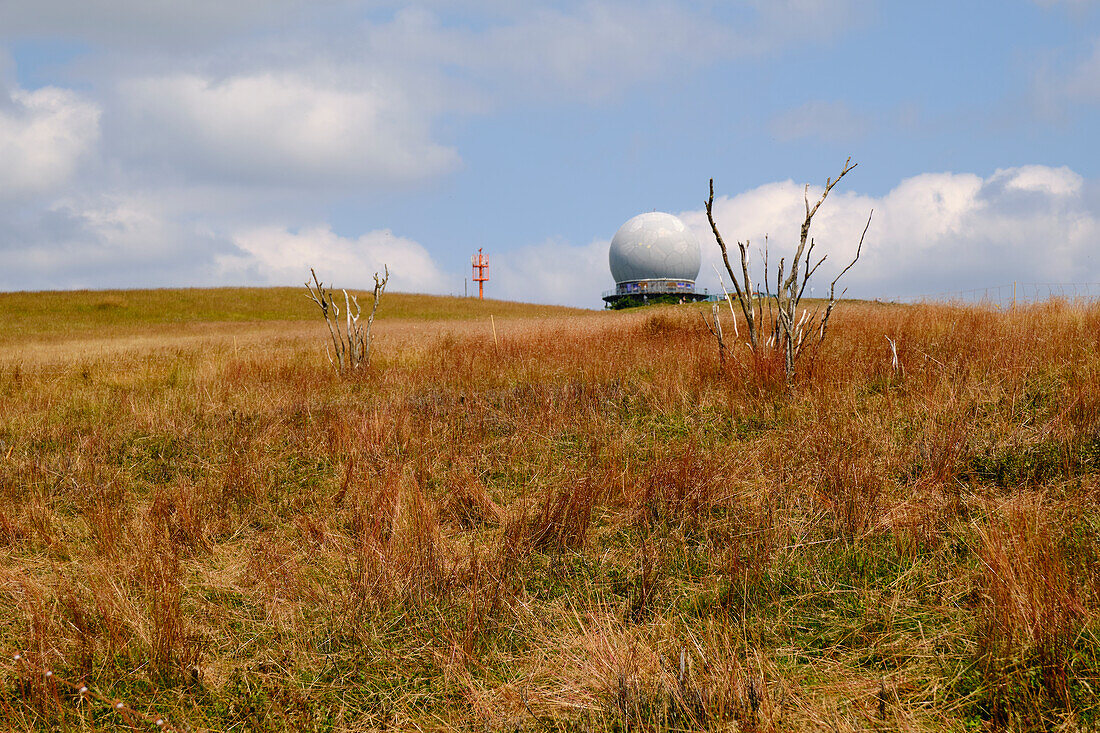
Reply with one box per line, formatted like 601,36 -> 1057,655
0,288 -> 589,345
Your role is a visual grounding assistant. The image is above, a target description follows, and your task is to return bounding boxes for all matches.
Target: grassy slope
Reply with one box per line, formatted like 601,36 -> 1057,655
1,290 -> 1099,732
0,288 -> 589,344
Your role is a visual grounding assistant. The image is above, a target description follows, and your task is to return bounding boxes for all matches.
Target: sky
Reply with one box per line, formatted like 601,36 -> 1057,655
1,0 -> 1099,307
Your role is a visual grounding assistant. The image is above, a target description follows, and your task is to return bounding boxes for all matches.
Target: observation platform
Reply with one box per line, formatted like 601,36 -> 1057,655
602,279 -> 710,308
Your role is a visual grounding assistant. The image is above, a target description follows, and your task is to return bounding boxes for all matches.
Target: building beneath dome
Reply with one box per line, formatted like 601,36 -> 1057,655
602,211 -> 707,308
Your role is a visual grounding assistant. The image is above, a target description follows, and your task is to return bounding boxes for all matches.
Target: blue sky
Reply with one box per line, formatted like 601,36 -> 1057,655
1,0 -> 1098,306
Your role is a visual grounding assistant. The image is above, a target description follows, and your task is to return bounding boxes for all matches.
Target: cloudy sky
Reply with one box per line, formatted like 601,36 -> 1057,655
2,0 -> 1099,305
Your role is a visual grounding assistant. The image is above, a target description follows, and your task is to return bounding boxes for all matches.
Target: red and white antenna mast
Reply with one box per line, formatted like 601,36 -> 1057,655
471,248 -> 489,300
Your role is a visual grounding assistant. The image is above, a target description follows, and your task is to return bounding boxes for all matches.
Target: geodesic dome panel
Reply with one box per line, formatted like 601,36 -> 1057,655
609,212 -> 701,283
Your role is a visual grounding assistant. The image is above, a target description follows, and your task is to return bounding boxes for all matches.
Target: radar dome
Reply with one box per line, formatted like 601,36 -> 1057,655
609,212 -> 701,284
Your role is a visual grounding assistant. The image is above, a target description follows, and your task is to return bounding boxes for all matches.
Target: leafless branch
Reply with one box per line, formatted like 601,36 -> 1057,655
819,209 -> 872,345
700,303 -> 727,366
707,179 -> 758,349
704,159 -> 870,384
306,268 -> 346,370
363,266 -> 390,366
306,266 -> 389,373
711,264 -> 739,339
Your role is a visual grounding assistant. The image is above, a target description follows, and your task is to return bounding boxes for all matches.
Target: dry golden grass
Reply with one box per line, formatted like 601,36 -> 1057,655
2,291 -> 1100,731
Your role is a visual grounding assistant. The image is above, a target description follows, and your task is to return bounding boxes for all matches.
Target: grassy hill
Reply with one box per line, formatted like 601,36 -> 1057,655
0,287 -> 589,344
1,290 -> 1099,731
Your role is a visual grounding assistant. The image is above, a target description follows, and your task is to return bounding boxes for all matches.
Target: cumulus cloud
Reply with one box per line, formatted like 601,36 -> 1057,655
680,165 -> 1099,301
3,165 -> 1095,305
493,238 -> 612,306
0,84 -> 100,198
0,1 -> 876,195
0,185 -> 453,294
223,225 -> 452,294
117,73 -> 459,186
0,192 -> 233,290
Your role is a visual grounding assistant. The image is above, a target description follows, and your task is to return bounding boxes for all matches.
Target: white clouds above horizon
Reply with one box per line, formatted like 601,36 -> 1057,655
0,1 -> 1097,306
493,237 -> 611,306
0,0 -> 884,296
0,0 -> 879,229
1,165 -> 1097,305
0,192 -> 233,290
455,164 -> 1100,307
223,225 -> 452,293
681,164 -> 1098,301
0,192 -> 453,293
0,84 -> 100,198
117,73 -> 459,186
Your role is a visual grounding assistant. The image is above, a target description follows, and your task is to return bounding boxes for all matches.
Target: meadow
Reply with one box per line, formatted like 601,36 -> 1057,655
1,288 -> 1099,731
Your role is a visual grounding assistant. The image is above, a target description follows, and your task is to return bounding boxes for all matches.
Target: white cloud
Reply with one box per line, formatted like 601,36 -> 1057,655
117,73 -> 459,186
3,165 -> 1095,304
682,165 -> 1100,300
0,190 -> 453,294
0,85 -> 100,198
493,238 -> 612,306
997,164 -> 1083,196
1,2 -> 875,196
223,225 -> 452,294
0,192 -> 233,290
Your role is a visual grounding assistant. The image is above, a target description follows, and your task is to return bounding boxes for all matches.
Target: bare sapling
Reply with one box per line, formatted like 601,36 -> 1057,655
706,158 -> 872,384
305,266 -> 389,372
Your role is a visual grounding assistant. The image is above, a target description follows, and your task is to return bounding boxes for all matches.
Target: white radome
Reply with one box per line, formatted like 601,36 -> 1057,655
609,212 -> 701,284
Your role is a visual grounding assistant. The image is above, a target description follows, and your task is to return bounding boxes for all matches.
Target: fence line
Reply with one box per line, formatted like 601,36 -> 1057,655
902,282 -> 1100,308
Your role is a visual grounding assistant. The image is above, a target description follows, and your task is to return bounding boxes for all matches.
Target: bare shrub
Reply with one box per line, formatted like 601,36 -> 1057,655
706,160 -> 872,384
305,266 -> 389,373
